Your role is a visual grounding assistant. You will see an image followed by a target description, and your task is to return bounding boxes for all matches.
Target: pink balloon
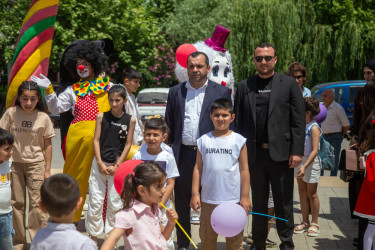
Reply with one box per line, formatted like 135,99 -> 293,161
175,44 -> 197,68
211,203 -> 247,237
314,103 -> 327,124
114,160 -> 144,196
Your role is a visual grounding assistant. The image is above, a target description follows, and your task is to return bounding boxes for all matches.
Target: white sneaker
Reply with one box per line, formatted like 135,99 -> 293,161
190,216 -> 200,224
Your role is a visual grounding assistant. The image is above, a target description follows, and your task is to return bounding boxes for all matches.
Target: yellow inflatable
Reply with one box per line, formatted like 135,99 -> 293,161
125,145 -> 140,161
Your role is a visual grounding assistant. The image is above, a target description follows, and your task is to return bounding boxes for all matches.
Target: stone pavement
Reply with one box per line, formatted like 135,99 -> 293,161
28,129 -> 358,249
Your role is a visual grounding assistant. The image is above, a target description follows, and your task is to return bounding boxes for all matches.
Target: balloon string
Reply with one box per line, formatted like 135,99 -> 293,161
160,202 -> 198,249
249,211 -> 288,222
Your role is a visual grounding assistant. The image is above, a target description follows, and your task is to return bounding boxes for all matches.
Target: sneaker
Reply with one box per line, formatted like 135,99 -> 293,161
190,216 -> 200,224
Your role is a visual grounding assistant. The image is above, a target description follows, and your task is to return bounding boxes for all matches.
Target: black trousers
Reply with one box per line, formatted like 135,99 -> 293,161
174,145 -> 197,248
250,147 -> 295,249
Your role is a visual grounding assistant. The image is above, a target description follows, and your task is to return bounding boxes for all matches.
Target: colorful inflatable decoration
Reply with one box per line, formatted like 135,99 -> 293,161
210,203 -> 247,237
175,25 -> 235,100
6,0 -> 59,108
114,160 -> 144,196
125,145 -> 140,161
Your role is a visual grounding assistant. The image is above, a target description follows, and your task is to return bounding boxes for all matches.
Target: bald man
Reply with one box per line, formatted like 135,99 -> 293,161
321,89 -> 350,176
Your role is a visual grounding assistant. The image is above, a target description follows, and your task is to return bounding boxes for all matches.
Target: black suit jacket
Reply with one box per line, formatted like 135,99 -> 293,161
165,80 -> 231,162
234,72 -> 305,166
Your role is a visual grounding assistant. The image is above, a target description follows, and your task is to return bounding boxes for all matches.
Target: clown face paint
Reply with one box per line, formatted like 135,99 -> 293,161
209,53 -> 231,88
76,59 -> 93,79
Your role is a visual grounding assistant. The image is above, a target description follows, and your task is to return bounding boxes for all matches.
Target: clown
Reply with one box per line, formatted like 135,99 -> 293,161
31,40 -> 114,222
175,25 -> 235,100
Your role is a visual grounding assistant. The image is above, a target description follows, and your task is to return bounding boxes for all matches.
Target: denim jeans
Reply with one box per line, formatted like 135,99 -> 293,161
321,133 -> 343,176
0,211 -> 14,250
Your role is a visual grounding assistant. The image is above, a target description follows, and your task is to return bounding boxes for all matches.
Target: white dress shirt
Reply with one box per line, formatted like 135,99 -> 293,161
181,80 -> 208,146
321,101 -> 350,134
125,94 -> 144,145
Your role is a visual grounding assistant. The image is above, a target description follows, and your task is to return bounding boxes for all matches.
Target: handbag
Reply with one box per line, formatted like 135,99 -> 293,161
338,144 -> 363,172
339,170 -> 356,182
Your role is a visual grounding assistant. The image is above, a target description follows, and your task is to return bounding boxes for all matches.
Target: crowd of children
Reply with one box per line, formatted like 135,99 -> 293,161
1,64 -> 375,250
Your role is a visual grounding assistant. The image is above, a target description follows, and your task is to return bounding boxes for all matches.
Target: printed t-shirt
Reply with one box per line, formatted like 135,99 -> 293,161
0,106 -> 55,163
0,159 -> 12,214
198,131 -> 247,204
132,147 -> 179,207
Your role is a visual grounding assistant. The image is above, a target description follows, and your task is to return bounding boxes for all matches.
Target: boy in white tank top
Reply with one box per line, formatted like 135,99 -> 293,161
190,98 -> 251,250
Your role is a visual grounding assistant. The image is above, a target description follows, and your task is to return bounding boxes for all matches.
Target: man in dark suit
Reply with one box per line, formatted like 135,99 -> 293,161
234,43 -> 305,250
165,51 -> 231,249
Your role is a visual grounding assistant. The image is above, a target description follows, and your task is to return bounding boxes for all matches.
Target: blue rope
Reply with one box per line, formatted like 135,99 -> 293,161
249,211 -> 288,222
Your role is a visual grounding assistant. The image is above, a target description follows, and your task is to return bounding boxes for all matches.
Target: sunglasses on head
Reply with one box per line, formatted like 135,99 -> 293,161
254,56 -> 274,62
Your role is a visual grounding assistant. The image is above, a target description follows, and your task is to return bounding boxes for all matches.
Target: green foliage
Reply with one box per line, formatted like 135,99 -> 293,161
165,0 -> 375,87
3,0 -> 375,90
165,0 -> 232,45
0,0 -> 170,87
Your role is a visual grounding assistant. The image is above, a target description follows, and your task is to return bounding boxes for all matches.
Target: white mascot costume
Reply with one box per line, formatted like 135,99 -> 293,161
175,25 -> 235,101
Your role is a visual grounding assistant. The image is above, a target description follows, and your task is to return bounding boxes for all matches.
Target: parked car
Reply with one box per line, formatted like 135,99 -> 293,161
311,80 -> 366,124
136,88 -> 169,122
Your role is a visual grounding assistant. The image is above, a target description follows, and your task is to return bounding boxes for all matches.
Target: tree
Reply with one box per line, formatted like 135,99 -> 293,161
165,0 -> 375,88
0,0 -> 169,88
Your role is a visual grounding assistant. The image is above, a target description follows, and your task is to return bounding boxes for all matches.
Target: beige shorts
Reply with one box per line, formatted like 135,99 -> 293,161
294,155 -> 321,183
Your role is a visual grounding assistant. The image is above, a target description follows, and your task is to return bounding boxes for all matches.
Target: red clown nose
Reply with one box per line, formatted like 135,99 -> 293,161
77,65 -> 85,71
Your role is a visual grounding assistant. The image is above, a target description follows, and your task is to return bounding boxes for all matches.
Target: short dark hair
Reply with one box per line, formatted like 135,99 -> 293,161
211,98 -> 233,114
255,43 -> 277,57
40,174 -> 81,217
0,128 -> 14,147
122,67 -> 143,82
108,84 -> 127,99
187,51 -> 210,67
144,117 -> 168,134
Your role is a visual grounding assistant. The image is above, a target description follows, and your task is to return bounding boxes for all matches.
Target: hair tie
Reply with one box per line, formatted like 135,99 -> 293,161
131,172 -> 135,178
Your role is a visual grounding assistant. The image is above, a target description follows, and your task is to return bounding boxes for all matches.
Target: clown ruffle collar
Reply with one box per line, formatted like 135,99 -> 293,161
72,77 -> 110,97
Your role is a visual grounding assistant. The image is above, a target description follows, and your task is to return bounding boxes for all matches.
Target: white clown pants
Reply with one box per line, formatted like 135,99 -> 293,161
85,158 -> 123,236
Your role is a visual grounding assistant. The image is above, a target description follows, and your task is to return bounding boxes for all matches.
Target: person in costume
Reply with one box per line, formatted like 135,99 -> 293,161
354,111 -> 375,250
31,40 -> 113,222
175,25 -> 235,101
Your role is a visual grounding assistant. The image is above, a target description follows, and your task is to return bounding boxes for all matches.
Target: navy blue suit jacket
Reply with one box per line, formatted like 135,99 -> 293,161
165,80 -> 231,162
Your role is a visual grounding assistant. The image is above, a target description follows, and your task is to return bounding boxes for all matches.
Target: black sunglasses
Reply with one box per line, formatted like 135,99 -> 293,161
254,56 -> 274,62
294,75 -> 304,80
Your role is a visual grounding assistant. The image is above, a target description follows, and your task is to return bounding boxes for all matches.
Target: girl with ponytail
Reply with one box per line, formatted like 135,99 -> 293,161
101,162 -> 178,249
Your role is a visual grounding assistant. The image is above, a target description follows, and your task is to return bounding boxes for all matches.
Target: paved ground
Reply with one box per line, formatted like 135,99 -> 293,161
28,129 -> 358,249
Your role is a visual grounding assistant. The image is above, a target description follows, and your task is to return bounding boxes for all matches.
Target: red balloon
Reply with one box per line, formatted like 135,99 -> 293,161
114,160 -> 144,196
175,44 -> 197,68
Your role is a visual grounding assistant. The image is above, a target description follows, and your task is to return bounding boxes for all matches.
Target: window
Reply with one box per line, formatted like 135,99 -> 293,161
332,87 -> 344,104
348,86 -> 362,105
